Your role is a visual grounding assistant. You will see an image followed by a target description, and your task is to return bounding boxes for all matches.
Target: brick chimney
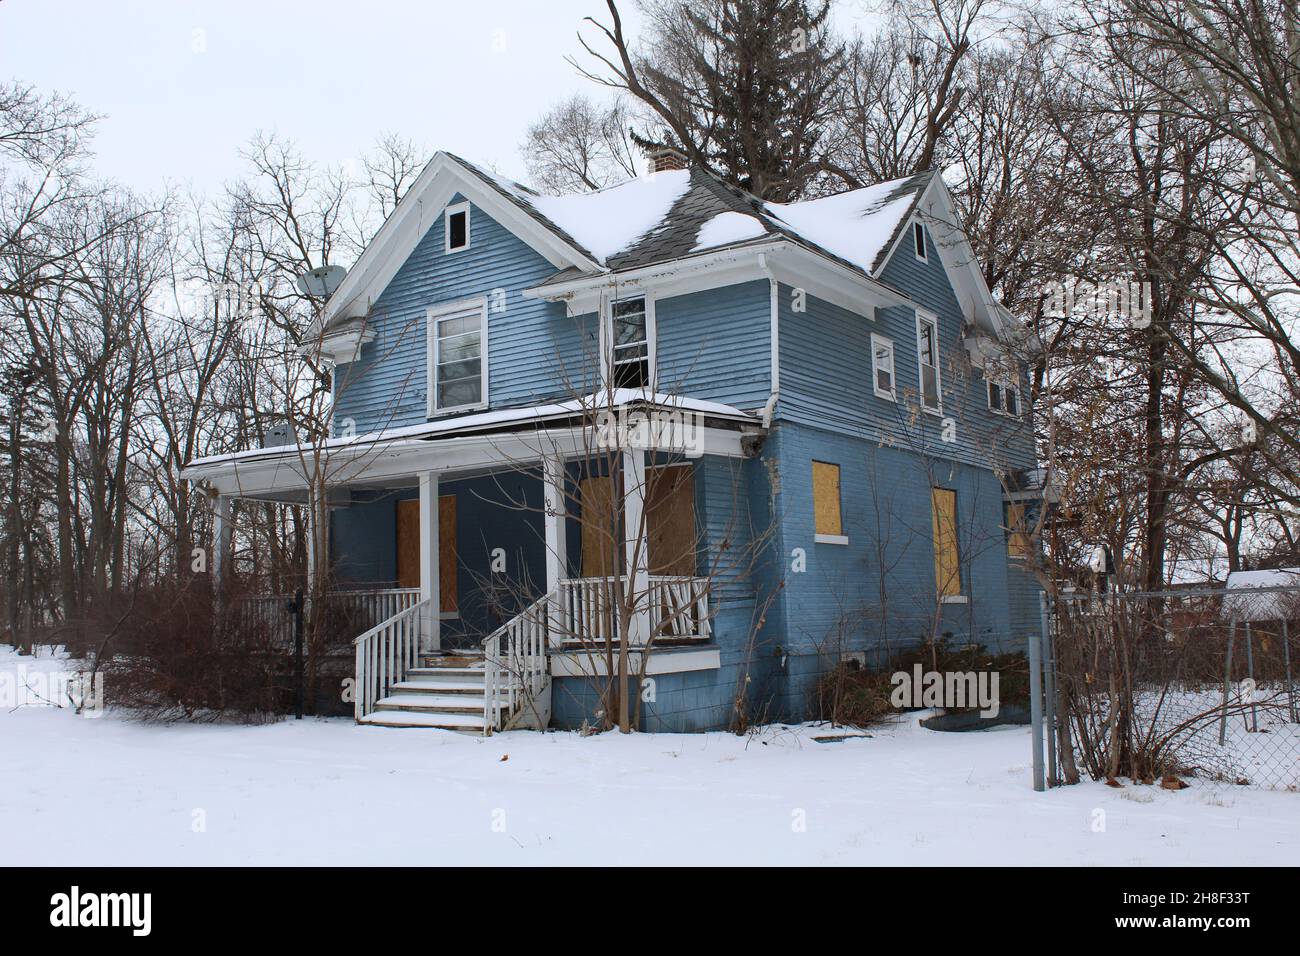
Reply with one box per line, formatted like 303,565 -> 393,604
646,146 -> 688,173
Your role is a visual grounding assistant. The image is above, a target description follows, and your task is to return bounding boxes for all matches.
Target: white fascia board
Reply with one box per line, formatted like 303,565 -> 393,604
320,153 -> 600,329
879,177 -> 1009,340
525,240 -> 914,320
186,423 -> 752,499
526,242 -> 785,317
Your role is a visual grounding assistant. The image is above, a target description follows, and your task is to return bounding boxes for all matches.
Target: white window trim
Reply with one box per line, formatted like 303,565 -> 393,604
870,332 -> 896,402
427,297 -> 489,417
815,533 -> 849,546
444,201 -> 471,254
913,221 -> 928,262
915,309 -> 943,415
600,292 -> 656,390
987,377 -> 1021,418
939,595 -> 969,605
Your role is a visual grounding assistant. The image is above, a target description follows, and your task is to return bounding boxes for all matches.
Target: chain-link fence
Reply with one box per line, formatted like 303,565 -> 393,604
1039,585 -> 1299,791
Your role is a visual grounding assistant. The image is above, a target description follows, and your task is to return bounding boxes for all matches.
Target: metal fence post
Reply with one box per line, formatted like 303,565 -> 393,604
1042,594 -> 1058,787
288,589 -> 304,720
1029,592 -> 1047,791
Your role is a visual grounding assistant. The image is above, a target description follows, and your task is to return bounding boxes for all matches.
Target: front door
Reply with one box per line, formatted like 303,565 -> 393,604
395,496 -> 458,613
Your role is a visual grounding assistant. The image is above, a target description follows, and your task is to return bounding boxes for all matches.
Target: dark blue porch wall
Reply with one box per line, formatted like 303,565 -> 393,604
755,421 -> 1020,722
654,279 -> 772,410
550,452 -> 785,732
330,196 -> 595,437
329,472 -> 547,642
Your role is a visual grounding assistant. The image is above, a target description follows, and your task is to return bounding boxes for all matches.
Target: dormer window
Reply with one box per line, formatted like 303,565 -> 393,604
913,221 -> 927,261
445,202 -> 470,253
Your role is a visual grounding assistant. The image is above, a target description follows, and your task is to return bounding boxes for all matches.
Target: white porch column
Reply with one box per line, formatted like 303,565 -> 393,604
211,493 -> 233,593
543,457 -> 568,643
622,448 -> 650,647
419,471 -> 440,651
304,495 -> 319,599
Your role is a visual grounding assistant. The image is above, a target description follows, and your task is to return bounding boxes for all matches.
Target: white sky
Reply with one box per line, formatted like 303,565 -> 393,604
0,0 -> 647,195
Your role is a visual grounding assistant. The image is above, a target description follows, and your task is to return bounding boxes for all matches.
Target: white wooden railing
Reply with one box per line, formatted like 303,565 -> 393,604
353,599 -> 427,720
482,595 -> 551,735
557,575 -> 711,645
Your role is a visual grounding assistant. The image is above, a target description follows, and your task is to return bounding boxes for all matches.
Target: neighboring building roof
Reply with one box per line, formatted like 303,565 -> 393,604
1221,568 -> 1300,621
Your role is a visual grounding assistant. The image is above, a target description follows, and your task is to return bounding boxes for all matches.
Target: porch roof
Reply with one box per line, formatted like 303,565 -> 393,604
180,391 -> 761,501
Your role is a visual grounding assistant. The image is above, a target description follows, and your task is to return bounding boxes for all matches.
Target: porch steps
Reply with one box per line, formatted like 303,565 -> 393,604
358,710 -> 487,731
358,649 -> 493,733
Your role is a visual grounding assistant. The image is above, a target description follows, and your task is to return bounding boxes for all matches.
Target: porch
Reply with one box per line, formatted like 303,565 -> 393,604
182,393 -> 759,733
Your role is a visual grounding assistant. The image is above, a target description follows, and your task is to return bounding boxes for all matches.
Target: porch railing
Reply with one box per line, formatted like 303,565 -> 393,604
482,594 -> 551,735
557,575 -> 711,645
232,587 -> 421,649
353,598 -> 428,720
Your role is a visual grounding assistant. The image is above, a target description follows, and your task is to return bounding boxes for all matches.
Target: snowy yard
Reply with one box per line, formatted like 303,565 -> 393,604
2,649 -> 1297,866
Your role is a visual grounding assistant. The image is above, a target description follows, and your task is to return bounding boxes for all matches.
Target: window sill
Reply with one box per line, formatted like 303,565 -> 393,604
939,595 -> 969,605
427,402 -> 488,419
874,389 -> 897,402
815,534 -> 849,546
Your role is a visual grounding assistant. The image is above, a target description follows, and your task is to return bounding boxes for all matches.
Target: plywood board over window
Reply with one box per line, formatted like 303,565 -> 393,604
395,496 -> 457,613
1004,502 -> 1030,559
931,487 -> 961,598
646,465 -> 696,576
812,461 -> 846,544
579,475 -> 618,577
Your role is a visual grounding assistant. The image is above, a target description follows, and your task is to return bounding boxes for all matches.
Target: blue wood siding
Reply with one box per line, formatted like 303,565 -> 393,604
654,280 -> 771,410
775,222 -> 1036,474
331,196 -> 592,435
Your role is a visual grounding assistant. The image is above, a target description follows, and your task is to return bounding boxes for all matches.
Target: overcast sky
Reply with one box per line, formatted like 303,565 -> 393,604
0,0 -> 653,195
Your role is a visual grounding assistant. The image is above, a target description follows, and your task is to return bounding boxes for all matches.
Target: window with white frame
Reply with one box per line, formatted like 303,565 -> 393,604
913,221 -> 927,261
987,378 -> 1021,417
444,202 -> 470,253
916,311 -> 941,412
429,301 -> 486,413
609,295 -> 651,389
871,333 -> 896,400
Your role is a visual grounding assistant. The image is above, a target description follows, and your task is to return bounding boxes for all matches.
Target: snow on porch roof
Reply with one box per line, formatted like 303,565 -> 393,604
1221,568 -> 1300,622
183,391 -> 757,474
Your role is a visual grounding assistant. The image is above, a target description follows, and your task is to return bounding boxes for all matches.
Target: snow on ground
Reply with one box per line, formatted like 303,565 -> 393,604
1,648 -> 1296,866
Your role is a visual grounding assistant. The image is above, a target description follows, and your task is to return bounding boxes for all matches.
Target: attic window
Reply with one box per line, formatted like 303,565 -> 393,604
445,203 -> 470,253
913,221 -> 927,261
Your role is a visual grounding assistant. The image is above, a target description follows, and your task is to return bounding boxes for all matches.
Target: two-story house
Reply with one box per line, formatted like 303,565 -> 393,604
182,148 -> 1043,734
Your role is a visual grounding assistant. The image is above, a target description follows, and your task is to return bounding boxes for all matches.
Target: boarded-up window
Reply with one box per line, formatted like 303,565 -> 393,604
579,475 -> 617,577
647,465 -> 696,576
395,496 -> 457,612
812,461 -> 843,538
1004,502 -> 1030,559
931,487 -> 961,598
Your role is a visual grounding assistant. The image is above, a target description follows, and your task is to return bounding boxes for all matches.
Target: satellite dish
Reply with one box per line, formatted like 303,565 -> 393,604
295,264 -> 347,298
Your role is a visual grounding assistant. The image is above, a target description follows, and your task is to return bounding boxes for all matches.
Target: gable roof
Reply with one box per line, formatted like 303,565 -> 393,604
320,150 -> 1002,338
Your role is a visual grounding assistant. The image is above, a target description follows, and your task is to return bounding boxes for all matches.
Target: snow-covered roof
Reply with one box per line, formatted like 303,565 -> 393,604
764,179 -> 921,276
1221,569 -> 1300,621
